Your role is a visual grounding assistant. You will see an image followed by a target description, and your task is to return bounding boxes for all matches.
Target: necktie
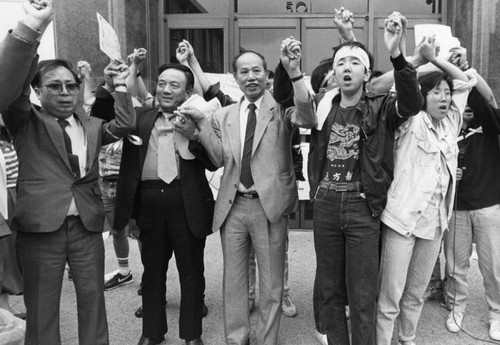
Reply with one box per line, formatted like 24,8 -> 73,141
240,103 -> 257,188
58,119 -> 81,179
157,117 -> 178,183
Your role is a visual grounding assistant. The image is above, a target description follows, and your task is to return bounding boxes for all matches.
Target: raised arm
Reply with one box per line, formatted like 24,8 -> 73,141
466,69 -> 500,134
177,39 -> 234,106
280,37 -> 315,128
77,60 -> 96,115
383,12 -> 423,121
420,37 -> 468,83
0,0 -> 53,112
176,40 -> 204,96
466,63 -> 497,108
126,48 -> 152,102
99,60 -> 136,144
367,36 -> 429,95
333,7 -> 357,43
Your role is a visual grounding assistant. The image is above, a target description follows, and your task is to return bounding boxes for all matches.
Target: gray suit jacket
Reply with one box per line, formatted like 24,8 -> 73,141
0,22 -> 135,234
198,91 -> 315,232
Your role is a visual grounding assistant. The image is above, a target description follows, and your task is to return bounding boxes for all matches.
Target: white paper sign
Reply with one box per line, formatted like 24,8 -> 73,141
180,93 -> 222,117
414,24 -> 461,57
97,12 -> 121,61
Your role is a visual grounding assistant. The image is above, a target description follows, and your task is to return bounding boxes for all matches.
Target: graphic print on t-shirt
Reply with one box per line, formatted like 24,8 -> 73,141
323,106 -> 361,182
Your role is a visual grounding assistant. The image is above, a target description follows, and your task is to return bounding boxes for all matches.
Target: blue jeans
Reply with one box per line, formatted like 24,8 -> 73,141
313,187 -> 379,345
376,224 -> 442,345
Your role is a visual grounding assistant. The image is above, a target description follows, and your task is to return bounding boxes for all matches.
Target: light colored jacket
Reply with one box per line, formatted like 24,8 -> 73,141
198,91 -> 315,232
382,76 -> 477,237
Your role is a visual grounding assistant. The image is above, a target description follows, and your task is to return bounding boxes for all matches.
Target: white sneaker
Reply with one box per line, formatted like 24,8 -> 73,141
445,311 -> 464,333
314,330 -> 327,345
490,319 -> 500,341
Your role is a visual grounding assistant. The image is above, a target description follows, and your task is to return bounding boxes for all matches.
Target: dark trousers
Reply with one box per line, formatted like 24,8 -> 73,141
17,216 -> 108,345
137,180 -> 206,341
313,187 -> 379,345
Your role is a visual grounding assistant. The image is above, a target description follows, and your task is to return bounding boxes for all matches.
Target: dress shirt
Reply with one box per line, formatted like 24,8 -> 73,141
142,113 -> 179,181
63,114 -> 87,216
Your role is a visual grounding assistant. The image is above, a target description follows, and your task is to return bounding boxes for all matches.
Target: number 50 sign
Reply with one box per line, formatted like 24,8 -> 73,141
286,1 -> 311,13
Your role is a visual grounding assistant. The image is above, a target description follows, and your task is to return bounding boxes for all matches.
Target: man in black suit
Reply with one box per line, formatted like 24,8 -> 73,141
93,64 -> 215,345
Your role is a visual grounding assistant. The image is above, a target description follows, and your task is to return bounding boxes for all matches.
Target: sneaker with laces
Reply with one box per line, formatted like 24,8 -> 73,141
445,311 -> 464,333
282,295 -> 297,317
104,271 -> 133,291
314,330 -> 327,345
490,319 -> 500,341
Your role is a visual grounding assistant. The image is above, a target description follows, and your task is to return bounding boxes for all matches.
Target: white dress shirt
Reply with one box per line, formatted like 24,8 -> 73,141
64,114 -> 87,216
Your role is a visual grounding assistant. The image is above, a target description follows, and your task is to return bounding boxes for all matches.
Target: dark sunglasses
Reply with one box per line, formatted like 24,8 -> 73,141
41,82 -> 81,95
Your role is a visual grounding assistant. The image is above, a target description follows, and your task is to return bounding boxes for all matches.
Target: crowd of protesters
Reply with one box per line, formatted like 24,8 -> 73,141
0,1 -> 499,345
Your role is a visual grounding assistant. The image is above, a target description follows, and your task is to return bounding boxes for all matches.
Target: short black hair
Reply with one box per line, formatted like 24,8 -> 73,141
369,70 -> 384,82
157,63 -> 195,91
232,50 -> 267,73
418,71 -> 454,110
311,58 -> 333,94
31,59 -> 80,88
332,41 -> 374,71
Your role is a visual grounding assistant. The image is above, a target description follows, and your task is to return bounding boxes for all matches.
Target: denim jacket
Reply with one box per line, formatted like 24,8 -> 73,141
307,54 -> 424,217
381,76 -> 477,237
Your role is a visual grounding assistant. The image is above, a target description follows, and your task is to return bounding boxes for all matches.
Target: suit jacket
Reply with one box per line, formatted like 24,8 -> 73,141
97,92 -> 216,239
0,22 -> 135,234
198,91 -> 315,232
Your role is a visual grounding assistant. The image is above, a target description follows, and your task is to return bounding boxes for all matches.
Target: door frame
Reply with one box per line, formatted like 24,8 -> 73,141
162,14 -> 230,71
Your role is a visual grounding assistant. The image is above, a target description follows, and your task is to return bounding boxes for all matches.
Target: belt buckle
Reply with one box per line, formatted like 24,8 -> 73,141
240,191 -> 256,199
335,182 -> 348,192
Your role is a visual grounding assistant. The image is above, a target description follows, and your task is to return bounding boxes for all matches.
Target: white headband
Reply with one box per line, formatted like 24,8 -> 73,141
333,46 -> 370,72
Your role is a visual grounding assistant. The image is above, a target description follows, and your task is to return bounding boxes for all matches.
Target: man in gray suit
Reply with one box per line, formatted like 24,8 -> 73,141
0,1 -> 135,344
180,38 -> 315,345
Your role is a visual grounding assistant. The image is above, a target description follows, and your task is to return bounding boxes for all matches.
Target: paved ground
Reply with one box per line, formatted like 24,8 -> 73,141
10,230 -> 498,345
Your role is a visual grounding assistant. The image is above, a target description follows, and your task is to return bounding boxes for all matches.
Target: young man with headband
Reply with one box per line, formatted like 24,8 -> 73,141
301,12 -> 423,344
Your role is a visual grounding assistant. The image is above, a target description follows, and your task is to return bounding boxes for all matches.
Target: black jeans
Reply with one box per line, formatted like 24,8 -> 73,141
313,187 -> 380,345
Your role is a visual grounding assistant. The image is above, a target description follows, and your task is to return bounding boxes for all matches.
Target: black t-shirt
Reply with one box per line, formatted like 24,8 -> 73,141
322,103 -> 362,183
456,124 -> 500,210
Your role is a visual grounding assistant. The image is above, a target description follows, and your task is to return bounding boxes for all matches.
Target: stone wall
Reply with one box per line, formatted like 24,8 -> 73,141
53,0 -> 158,93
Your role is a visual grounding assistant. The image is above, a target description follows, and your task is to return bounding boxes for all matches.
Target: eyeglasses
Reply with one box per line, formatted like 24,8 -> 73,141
41,82 -> 81,95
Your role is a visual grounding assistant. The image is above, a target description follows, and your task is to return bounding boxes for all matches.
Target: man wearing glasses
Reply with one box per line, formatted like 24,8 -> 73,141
0,1 -> 135,344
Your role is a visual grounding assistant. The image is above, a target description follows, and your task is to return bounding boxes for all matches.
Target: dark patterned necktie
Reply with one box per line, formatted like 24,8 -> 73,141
58,119 -> 81,179
240,103 -> 257,188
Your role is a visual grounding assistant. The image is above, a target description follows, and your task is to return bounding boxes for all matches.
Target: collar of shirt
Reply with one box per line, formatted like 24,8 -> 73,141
65,114 -> 78,127
240,95 -> 264,115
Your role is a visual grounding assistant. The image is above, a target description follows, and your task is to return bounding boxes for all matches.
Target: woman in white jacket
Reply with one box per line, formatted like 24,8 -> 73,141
375,38 -> 476,345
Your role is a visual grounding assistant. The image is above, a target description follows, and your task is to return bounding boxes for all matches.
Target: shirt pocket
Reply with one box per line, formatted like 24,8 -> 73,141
415,141 -> 440,167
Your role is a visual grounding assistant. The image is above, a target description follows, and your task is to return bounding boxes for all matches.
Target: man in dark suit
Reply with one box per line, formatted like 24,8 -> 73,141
0,1 -> 135,345
94,63 -> 215,345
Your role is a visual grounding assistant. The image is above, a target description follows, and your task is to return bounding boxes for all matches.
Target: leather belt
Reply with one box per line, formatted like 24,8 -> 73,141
236,191 -> 259,199
319,181 -> 363,192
